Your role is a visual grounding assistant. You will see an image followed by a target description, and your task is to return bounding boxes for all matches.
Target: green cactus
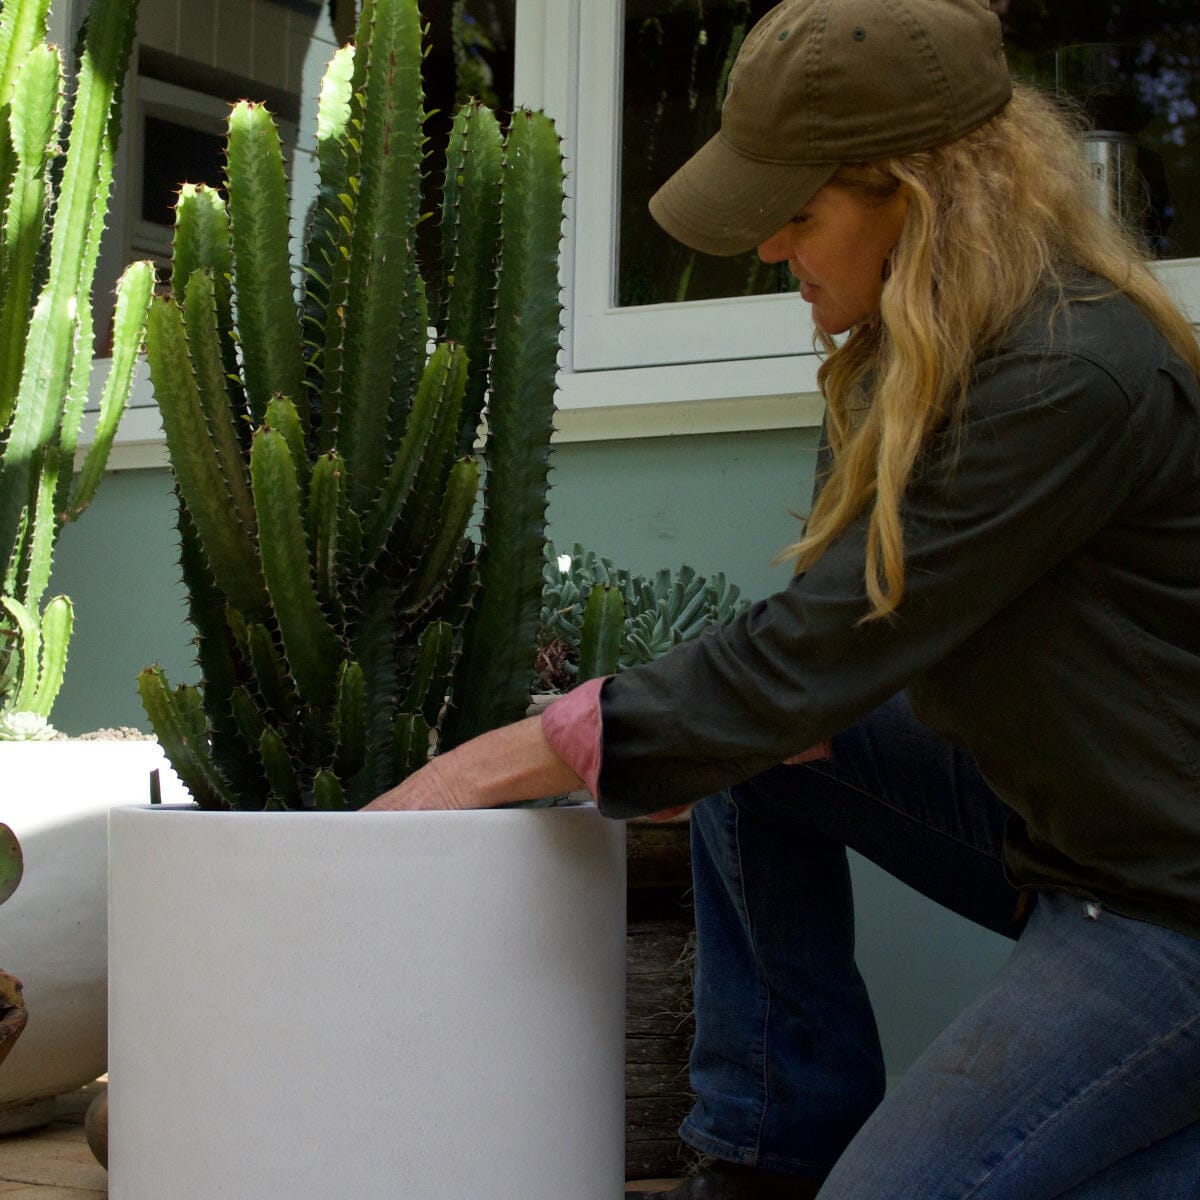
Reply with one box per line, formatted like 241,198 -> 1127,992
139,0 -> 565,811
538,543 -> 751,690
0,0 -> 152,736
578,584 -> 626,683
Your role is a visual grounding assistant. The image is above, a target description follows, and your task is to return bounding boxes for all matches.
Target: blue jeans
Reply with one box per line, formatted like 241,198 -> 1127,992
683,692 -> 1200,1198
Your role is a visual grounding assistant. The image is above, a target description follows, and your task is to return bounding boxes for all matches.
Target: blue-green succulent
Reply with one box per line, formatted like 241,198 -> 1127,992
538,542 -> 751,690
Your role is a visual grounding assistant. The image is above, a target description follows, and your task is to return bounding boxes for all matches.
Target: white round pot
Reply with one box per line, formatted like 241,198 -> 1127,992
109,804 -> 626,1200
0,741 -> 185,1131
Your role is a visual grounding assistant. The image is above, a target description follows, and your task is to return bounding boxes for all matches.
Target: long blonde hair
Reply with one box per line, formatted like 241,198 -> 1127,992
786,82 -> 1200,619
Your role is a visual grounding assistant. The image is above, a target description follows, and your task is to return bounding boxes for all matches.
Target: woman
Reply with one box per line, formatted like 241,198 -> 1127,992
366,0 -> 1200,1195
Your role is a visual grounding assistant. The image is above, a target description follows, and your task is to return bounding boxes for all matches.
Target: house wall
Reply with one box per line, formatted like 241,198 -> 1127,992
48,430 -> 1011,1082
136,0 -> 323,99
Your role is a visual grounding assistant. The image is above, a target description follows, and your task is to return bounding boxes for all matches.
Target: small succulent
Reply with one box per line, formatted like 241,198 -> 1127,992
0,823 -> 21,905
0,709 -> 58,741
538,542 -> 750,690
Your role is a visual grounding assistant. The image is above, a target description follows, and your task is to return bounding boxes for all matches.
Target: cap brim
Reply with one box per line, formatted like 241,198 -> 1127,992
649,131 -> 838,257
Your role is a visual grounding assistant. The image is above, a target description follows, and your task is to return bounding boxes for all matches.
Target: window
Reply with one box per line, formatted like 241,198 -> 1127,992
545,0 -> 1200,428
98,0 -> 1200,455
566,0 -> 825,402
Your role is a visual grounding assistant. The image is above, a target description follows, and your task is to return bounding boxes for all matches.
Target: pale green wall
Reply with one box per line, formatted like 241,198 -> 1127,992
49,429 -> 1010,1078
547,428 -> 820,592
49,467 -> 194,732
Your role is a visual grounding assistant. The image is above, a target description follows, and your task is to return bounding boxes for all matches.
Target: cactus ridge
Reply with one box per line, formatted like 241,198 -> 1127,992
0,41 -> 59,433
440,102 -> 502,454
141,0 -> 565,807
172,185 -> 245,424
67,259 -> 155,519
442,111 -> 563,748
337,0 -> 425,508
226,102 -> 306,428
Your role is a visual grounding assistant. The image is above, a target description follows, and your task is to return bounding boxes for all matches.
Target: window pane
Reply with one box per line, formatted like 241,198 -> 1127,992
996,0 -> 1200,260
616,0 -> 1200,313
141,116 -> 226,229
618,0 -> 795,308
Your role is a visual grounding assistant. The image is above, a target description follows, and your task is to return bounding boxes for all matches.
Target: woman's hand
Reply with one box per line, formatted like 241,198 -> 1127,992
362,753 -> 478,811
362,716 -> 587,812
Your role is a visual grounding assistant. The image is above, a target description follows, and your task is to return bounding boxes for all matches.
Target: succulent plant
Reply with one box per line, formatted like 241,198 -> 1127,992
538,542 -> 750,690
0,823 -> 26,1067
138,0 -> 564,811
0,0 -> 152,737
0,822 -> 21,906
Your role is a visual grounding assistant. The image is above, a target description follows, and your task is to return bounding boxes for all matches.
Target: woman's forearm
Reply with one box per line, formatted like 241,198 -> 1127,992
362,716 -> 586,811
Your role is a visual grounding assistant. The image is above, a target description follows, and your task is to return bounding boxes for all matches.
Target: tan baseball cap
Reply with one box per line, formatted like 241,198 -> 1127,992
649,0 -> 1012,256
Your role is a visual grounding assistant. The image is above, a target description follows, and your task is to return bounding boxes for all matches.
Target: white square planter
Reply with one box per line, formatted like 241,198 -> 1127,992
109,804 -> 626,1199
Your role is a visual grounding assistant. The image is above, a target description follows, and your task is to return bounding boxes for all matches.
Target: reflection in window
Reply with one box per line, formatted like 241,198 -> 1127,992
995,0 -> 1200,260
617,0 -> 1200,314
619,0 -> 795,309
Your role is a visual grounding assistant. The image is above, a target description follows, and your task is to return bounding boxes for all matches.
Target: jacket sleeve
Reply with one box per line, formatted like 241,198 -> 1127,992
595,344 -> 1141,817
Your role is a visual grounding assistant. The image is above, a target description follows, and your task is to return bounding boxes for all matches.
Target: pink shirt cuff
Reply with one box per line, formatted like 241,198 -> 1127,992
785,741 -> 832,765
540,676 -> 608,799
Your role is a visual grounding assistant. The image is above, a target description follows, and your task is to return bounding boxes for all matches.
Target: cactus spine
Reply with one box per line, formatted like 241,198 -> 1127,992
140,0 -> 565,810
0,0 -> 152,734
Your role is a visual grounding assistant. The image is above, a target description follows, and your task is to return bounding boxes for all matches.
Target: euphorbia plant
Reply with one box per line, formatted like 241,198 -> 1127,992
0,0 -> 153,739
139,0 -> 567,810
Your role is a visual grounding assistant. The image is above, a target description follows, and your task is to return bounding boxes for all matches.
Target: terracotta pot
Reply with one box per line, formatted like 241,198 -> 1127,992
0,971 -> 28,1068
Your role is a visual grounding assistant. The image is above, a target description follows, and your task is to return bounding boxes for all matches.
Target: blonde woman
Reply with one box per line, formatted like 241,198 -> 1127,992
366,0 -> 1200,1195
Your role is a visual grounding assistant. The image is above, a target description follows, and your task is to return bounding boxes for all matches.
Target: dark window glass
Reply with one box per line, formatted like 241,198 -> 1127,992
616,0 -> 1200,311
618,0 -> 793,309
141,115 -> 226,227
996,0 -> 1200,260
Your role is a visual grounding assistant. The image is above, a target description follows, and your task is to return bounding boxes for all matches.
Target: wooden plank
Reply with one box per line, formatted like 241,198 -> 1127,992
626,1060 -> 691,1095
623,888 -> 698,1182
625,1034 -> 693,1065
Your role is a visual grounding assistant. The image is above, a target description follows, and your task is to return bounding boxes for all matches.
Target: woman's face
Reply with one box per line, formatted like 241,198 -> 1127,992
757,182 -> 908,336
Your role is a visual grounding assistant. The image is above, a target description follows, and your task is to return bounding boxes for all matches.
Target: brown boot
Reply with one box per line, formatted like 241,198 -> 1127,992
626,1160 -> 823,1199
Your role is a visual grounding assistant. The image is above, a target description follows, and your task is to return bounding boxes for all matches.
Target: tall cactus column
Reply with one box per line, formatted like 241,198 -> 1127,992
0,0 -> 152,734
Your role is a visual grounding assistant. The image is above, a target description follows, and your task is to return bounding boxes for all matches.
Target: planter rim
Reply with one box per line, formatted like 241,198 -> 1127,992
114,801 -> 600,821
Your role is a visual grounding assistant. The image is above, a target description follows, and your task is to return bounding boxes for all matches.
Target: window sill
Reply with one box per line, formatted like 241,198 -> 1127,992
86,354 -> 827,471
